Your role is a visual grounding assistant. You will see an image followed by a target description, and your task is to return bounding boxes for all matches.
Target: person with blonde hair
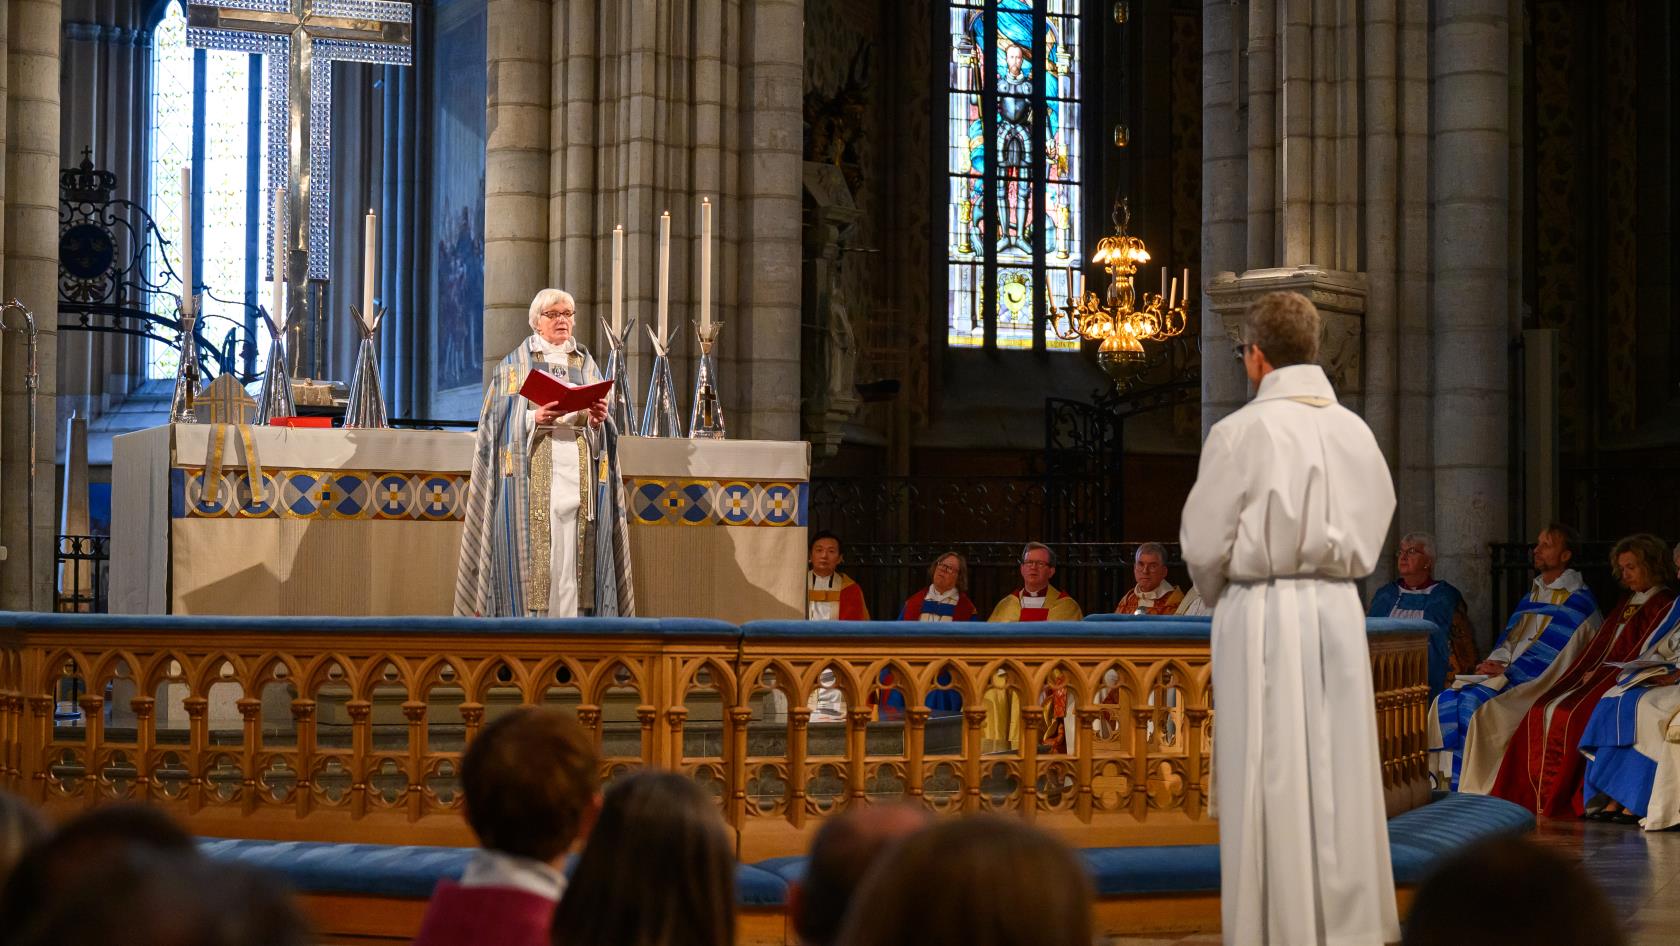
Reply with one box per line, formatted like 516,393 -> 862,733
1180,290 -> 1399,946
899,551 -> 979,622
455,288 -> 634,618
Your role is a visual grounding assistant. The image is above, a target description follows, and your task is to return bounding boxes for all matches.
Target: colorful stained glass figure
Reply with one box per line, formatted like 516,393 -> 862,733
946,0 -> 1082,352
147,0 -> 273,380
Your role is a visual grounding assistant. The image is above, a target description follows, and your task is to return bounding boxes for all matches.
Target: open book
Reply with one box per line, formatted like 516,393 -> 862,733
518,369 -> 613,413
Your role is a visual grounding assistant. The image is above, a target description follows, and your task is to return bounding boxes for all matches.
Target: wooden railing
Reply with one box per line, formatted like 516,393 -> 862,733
0,613 -> 1432,858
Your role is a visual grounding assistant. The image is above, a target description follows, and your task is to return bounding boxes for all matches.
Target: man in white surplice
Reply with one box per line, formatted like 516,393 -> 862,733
1180,291 -> 1399,946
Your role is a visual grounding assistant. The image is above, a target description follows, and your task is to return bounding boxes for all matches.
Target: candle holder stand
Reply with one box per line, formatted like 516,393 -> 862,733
687,322 -> 726,439
343,305 -> 389,429
169,301 -> 202,424
254,306 -> 297,424
598,316 -> 639,434
639,326 -> 684,437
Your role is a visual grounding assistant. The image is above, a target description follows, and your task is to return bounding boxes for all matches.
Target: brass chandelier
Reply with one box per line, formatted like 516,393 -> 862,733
1047,197 -> 1191,383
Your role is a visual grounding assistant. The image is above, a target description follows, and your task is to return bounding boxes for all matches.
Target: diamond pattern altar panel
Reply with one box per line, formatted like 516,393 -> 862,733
111,425 -> 474,615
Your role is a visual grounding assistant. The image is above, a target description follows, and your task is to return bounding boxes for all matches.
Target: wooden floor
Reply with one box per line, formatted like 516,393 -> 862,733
1110,817 -> 1680,946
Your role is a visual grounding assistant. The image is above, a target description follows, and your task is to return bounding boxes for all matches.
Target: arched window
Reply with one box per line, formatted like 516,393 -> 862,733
946,0 -> 1084,352
147,0 -> 271,379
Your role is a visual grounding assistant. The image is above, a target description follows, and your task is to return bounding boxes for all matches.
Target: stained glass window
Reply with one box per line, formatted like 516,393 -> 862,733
147,0 -> 271,380
947,0 -> 1083,352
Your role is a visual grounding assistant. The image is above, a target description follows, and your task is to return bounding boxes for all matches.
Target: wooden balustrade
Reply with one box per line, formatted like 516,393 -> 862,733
0,614 -> 1432,857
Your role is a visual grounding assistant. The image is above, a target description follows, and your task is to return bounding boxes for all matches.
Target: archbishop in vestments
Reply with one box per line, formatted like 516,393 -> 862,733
454,289 -> 635,618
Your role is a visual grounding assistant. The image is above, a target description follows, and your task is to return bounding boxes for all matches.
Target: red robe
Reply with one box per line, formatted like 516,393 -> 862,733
807,572 -> 870,620
412,881 -> 556,946
1488,587 -> 1677,816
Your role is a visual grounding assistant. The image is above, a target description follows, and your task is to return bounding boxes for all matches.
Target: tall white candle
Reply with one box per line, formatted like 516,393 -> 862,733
180,167 -> 193,317
612,225 -> 624,334
1182,267 -> 1191,305
657,210 -> 671,338
271,187 -> 286,329
1159,268 -> 1166,305
699,198 -> 712,330
1168,277 -> 1178,309
362,209 -> 377,330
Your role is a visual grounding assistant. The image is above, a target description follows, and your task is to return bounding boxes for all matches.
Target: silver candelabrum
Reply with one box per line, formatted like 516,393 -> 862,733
640,324 -> 684,437
598,315 -> 639,433
688,322 -> 726,439
342,304 -> 388,429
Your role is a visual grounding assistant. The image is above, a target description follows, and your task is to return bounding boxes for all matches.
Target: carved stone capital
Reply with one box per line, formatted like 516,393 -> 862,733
1207,266 -> 1368,398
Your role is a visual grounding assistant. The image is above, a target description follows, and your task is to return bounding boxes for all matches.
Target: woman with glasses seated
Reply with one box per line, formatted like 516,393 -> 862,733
899,551 -> 979,622
456,289 -> 634,618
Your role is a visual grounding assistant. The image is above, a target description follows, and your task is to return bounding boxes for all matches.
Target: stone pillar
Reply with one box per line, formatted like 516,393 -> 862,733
2,0 -> 61,611
1207,266 -> 1367,406
1430,0 -> 1511,631
735,0 -> 803,440
1394,0 -> 1433,538
1200,0 -> 1249,433
482,0 -> 552,380
1361,0 -> 1399,474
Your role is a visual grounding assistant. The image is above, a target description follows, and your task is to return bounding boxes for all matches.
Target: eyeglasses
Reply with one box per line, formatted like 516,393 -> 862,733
1021,559 -> 1052,569
539,308 -> 576,321
1232,342 -> 1253,361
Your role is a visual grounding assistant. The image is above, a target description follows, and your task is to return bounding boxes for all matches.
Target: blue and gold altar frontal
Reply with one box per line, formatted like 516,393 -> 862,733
170,467 -> 469,521
628,478 -> 807,527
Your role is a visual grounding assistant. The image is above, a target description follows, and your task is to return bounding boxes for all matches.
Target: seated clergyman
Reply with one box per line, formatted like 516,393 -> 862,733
1427,522 -> 1602,790
807,531 -> 869,620
988,542 -> 1083,622
1114,542 -> 1184,615
1366,531 -> 1479,696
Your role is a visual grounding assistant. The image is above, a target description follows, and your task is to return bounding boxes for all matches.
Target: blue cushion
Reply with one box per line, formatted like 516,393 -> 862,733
198,838 -> 474,898
753,855 -> 808,885
1078,843 -> 1222,895
735,863 -> 790,907
740,619 -> 1213,642
1385,792 -> 1535,885
0,611 -> 736,638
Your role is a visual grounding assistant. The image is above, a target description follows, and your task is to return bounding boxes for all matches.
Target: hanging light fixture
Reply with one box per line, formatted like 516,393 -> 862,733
1047,196 -> 1191,384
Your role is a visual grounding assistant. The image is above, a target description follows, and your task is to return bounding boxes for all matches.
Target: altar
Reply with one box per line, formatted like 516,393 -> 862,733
110,424 -> 809,620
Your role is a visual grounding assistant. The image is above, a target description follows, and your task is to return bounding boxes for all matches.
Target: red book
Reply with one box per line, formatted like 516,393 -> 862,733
518,369 -> 613,412
269,416 -> 332,428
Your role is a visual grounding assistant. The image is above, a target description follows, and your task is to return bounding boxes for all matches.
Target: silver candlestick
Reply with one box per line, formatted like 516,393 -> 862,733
687,322 -> 726,439
598,315 -> 639,433
342,304 -> 388,429
254,305 -> 296,424
639,324 -> 684,437
169,300 -> 202,424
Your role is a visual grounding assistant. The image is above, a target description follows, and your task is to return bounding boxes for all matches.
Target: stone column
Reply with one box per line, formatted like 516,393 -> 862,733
734,0 -> 802,440
1430,0 -> 1511,630
1361,0 -> 1399,475
482,0 -> 553,380
2,0 -> 62,610
1394,0 -> 1433,536
1200,0 -> 1249,433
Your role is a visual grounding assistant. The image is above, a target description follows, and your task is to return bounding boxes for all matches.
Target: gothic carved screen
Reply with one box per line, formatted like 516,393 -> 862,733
946,0 -> 1083,352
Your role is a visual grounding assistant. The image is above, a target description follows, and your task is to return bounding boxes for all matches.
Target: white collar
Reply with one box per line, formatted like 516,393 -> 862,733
926,584 -> 959,603
1252,364 -> 1337,405
530,334 -> 577,358
1533,569 -> 1584,593
459,849 -> 567,901
1133,581 -> 1176,602
1630,587 -> 1657,606
809,571 -> 837,588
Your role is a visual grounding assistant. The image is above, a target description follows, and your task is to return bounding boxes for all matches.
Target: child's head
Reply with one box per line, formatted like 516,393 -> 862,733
462,708 -> 601,863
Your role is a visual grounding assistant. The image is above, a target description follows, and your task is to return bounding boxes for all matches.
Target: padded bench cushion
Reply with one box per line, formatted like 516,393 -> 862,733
199,838 -> 791,907
199,794 -> 1531,906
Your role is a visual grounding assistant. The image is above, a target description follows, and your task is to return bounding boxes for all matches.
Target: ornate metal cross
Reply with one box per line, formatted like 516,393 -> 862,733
186,0 -> 412,311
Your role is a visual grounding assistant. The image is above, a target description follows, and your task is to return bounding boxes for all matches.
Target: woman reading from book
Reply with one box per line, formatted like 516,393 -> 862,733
455,288 -> 635,618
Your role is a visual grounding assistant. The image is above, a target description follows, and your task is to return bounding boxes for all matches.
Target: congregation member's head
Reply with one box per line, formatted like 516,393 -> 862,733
1531,522 -> 1580,581
929,552 -> 968,595
834,814 -> 1093,946
529,288 -> 578,347
0,790 -> 45,893
790,804 -> 932,946
1610,533 -> 1669,594
1396,532 -> 1437,587
9,847 -> 312,946
463,707 -> 601,866
1238,290 -> 1320,385
0,802 -> 196,926
551,771 -> 735,946
1132,542 -> 1169,593
1019,542 -> 1056,594
810,532 -> 844,578
1402,835 -> 1622,946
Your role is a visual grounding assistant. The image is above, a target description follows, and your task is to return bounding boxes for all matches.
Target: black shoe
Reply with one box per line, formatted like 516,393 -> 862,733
1611,812 -> 1641,825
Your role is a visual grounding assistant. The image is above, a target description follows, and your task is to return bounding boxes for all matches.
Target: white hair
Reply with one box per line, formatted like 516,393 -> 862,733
1135,541 -> 1168,562
527,288 -> 576,332
1399,531 -> 1437,561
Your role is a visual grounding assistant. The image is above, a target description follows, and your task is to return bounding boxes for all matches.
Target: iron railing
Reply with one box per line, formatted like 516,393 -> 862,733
54,535 -> 110,614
